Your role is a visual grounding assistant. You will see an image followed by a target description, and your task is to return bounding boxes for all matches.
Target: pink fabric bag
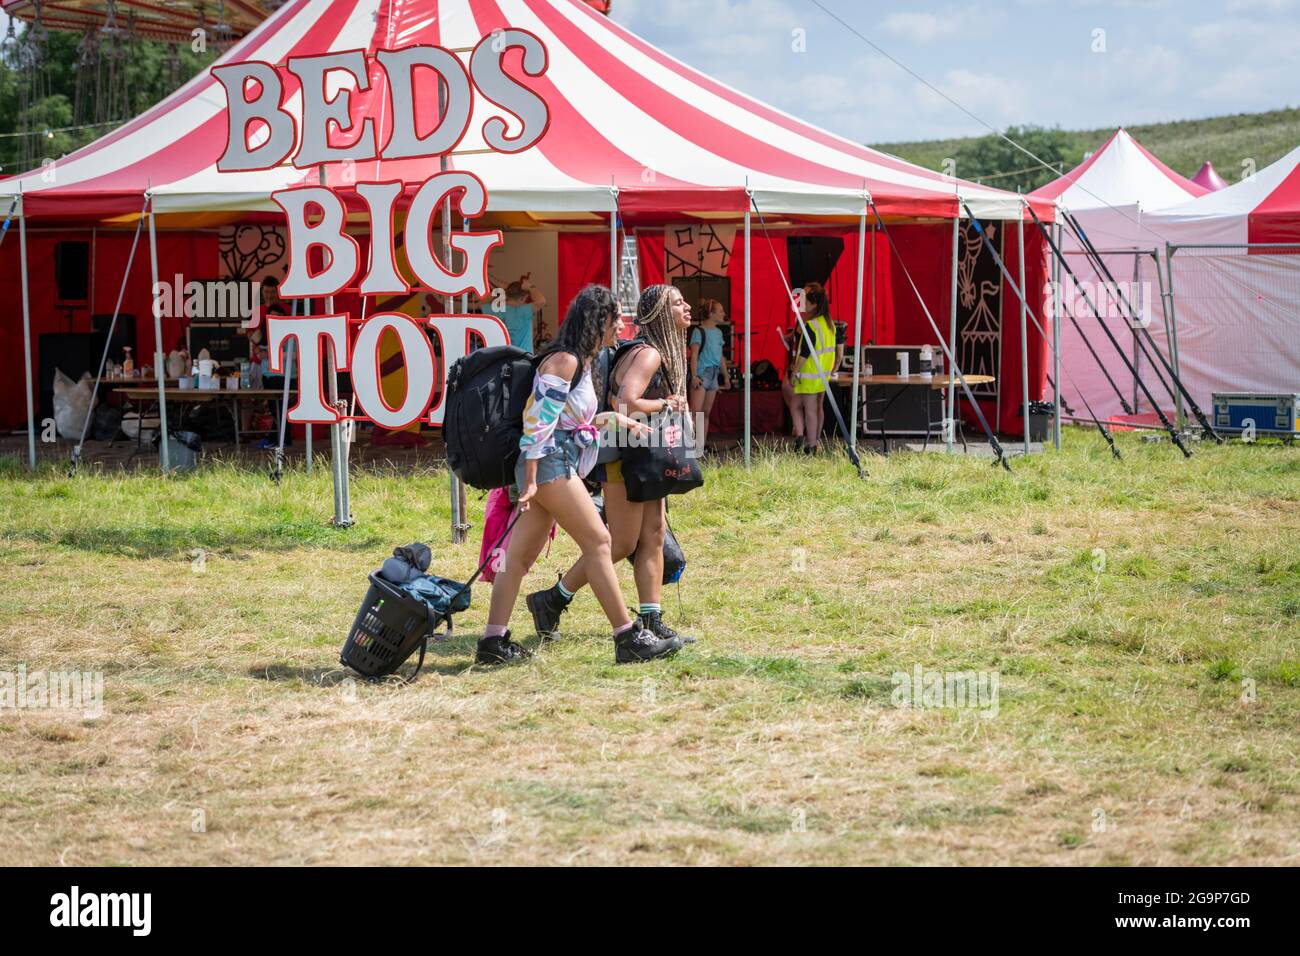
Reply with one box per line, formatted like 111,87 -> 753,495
478,486 -> 555,583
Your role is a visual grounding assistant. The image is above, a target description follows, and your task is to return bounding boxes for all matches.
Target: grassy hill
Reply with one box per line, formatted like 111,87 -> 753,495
873,107 -> 1300,192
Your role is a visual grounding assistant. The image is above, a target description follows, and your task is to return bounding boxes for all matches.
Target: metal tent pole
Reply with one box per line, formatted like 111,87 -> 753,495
1018,206 -> 1030,455
273,298 -> 299,483
71,197 -> 148,476
440,79 -> 466,543
1052,220 -> 1062,450
743,200 -> 752,467
147,194 -> 171,472
1131,252 -> 1141,413
318,167 -> 350,527
18,190 -> 37,470
610,186 -> 619,295
946,214 -> 959,451
849,202 -> 866,453
1163,243 -> 1186,430
869,221 -> 877,344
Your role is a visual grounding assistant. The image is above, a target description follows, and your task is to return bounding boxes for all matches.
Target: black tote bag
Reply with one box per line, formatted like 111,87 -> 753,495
621,409 -> 704,503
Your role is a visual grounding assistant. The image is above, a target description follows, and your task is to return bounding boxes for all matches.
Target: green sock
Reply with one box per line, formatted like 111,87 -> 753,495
556,580 -> 575,603
639,603 -> 661,617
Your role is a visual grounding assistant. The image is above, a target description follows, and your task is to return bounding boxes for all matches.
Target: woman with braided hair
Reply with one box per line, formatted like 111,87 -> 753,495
526,284 -> 698,647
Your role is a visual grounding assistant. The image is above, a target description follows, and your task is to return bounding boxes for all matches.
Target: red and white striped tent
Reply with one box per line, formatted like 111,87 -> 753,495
1134,146 -> 1300,414
1145,144 -> 1300,246
1,0 -> 1053,467
2,0 -> 1041,221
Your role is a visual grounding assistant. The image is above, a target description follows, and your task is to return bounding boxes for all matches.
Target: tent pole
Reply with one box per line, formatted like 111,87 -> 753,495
1163,243 -> 1186,431
946,214 -> 959,451
18,190 -> 37,470
89,226 -> 97,315
869,221 -> 877,345
1128,252 -> 1138,413
1018,204 -> 1030,456
849,202 -> 866,453
147,194 -> 171,472
743,200 -> 752,467
272,298 -> 299,484
609,187 -> 618,296
441,90 -> 466,545
319,167 -> 350,527
72,196 -> 148,477
1052,220 -> 1062,450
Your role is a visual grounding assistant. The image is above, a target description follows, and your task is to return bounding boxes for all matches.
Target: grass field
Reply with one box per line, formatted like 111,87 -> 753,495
1,431 -> 1297,866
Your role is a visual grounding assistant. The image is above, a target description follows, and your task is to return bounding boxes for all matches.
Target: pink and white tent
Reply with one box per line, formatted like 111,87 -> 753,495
1030,129 -> 1207,421
0,0 -> 1044,222
1192,162 -> 1229,193
1134,146 -> 1300,413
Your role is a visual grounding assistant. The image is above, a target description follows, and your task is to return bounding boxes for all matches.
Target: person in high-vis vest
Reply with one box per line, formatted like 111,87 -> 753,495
789,283 -> 842,454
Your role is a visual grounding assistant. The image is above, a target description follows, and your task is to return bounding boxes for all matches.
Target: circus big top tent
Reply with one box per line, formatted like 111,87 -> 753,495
1030,129 -> 1207,422
0,0 -> 1054,468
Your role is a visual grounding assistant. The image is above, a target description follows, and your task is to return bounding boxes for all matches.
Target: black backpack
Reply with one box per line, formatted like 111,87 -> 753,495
444,345 -> 582,491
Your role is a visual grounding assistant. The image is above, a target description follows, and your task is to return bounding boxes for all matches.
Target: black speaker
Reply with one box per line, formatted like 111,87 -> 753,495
786,236 -> 845,292
54,241 -> 90,302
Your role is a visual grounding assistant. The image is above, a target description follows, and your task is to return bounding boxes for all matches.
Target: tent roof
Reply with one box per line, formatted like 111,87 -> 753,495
1030,128 -> 1206,212
1143,144 -> 1300,245
1192,161 -> 1229,192
2,0 -> 1046,222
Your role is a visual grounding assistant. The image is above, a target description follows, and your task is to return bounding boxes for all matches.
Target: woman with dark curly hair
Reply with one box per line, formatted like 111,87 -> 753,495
526,284 -> 697,648
478,285 -> 681,666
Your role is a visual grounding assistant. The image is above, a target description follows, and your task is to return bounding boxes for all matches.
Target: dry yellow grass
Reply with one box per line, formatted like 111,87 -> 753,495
0,431 -> 1297,865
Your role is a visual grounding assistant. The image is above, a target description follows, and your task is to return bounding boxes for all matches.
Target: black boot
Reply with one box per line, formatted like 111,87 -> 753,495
526,576 -> 571,642
476,630 -> 531,665
643,609 -> 696,645
613,617 -> 681,664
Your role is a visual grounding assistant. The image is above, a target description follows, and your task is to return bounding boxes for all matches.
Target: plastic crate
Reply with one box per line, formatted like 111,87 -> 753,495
340,573 -> 439,680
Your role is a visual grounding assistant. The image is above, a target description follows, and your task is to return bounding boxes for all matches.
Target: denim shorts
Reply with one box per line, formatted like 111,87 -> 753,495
515,430 -> 582,490
697,365 -> 721,392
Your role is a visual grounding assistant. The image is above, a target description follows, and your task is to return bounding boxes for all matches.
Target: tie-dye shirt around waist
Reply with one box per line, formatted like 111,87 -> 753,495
519,365 -> 599,478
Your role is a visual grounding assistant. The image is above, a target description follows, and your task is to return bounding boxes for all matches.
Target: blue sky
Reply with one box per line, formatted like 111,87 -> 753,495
611,0 -> 1300,143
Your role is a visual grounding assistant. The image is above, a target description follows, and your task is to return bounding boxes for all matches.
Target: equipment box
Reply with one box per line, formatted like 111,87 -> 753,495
1212,393 -> 1300,436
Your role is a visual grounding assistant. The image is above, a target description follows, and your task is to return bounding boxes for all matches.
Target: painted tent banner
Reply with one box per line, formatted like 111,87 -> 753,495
666,224 -> 735,278
957,219 -> 1002,401
212,32 -> 554,426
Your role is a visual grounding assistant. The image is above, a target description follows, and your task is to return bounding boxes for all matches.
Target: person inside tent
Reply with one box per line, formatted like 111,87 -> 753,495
687,298 -> 730,454
491,275 -> 547,352
788,282 -> 842,454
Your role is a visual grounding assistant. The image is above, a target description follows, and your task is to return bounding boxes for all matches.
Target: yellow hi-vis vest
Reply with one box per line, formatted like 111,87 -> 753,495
793,315 -> 836,394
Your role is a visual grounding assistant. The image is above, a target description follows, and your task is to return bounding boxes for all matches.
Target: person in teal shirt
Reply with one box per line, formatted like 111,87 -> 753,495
492,277 -> 547,352
688,298 -> 730,454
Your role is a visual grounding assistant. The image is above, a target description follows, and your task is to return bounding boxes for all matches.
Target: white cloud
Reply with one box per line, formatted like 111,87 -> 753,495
880,11 -> 960,44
